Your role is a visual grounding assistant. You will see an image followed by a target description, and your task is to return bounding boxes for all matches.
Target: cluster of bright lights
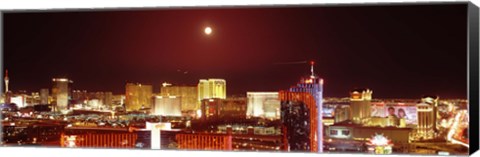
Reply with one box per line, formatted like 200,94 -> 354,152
447,110 -> 469,148
66,136 -> 77,148
52,78 -> 72,83
369,134 -> 391,146
305,79 -> 313,84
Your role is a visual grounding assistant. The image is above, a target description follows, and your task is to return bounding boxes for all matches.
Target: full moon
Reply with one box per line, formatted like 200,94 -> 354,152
204,27 -> 212,35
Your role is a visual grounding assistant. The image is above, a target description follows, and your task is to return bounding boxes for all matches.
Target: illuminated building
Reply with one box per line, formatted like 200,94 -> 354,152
10,95 -> 27,108
180,125 -> 284,151
231,134 -> 284,151
323,117 -> 335,126
104,92 -> 113,107
246,92 -> 280,119
152,95 -> 182,116
446,110 -> 469,148
138,123 -> 285,151
252,127 -> 280,135
125,83 -> 153,111
200,98 -> 219,120
176,133 -> 233,150
201,97 -> 247,120
279,91 -> 318,152
366,117 -> 393,127
69,109 -> 112,116
133,123 -> 181,149
62,127 -> 147,149
176,126 -> 233,151
322,106 -> 335,117
219,97 -> 247,119
86,91 -> 114,108
366,134 -> 393,154
60,132 -> 138,148
286,61 -> 323,152
86,99 -> 102,109
325,120 -> 412,153
350,88 -> 373,124
4,92 -> 12,104
72,90 -> 114,108
72,90 -> 88,104
143,122 -> 173,149
422,96 -> 439,132
52,78 -> 73,113
24,92 -> 41,106
334,105 -> 352,123
149,123 -> 162,149
40,88 -> 49,104
3,121 -> 64,145
215,125 -> 281,135
198,79 -> 226,102
112,94 -> 126,107
160,83 -> 198,111
415,96 -> 439,140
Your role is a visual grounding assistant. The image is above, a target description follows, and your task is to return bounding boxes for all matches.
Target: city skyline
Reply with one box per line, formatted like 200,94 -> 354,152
0,3 -> 475,155
3,4 -> 468,99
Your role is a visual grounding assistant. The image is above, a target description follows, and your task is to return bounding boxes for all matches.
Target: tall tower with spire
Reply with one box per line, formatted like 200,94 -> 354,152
287,60 -> 324,152
4,69 -> 9,93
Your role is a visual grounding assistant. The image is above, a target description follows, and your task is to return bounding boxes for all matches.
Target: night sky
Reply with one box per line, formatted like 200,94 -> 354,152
3,4 -> 468,99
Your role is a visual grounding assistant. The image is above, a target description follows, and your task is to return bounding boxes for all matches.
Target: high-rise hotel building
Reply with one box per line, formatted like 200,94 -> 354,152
40,88 -> 49,104
52,78 -> 73,113
350,88 -> 373,124
125,83 -> 153,111
246,92 -> 280,119
287,61 -> 323,153
416,95 -> 438,140
334,105 -> 352,123
152,95 -> 182,116
160,83 -> 198,111
197,79 -> 226,101
201,97 -> 247,121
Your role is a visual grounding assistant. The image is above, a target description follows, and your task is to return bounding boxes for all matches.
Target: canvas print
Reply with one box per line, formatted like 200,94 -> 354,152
0,3 -> 475,156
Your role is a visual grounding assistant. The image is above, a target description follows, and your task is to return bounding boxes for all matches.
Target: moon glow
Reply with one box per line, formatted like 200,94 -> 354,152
204,27 -> 212,35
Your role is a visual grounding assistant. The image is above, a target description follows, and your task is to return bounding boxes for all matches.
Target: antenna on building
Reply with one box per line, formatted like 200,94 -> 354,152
310,60 -> 315,78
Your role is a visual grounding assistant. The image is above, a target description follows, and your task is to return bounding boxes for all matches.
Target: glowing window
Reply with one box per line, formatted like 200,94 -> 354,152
330,130 -> 338,135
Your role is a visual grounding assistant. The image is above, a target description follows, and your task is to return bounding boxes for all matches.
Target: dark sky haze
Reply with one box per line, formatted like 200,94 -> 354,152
3,4 -> 468,99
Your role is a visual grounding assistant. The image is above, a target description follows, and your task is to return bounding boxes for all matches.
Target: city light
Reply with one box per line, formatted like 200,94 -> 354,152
52,78 -> 70,82
66,136 -> 77,148
366,134 -> 393,155
369,134 -> 390,146
162,82 -> 172,87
